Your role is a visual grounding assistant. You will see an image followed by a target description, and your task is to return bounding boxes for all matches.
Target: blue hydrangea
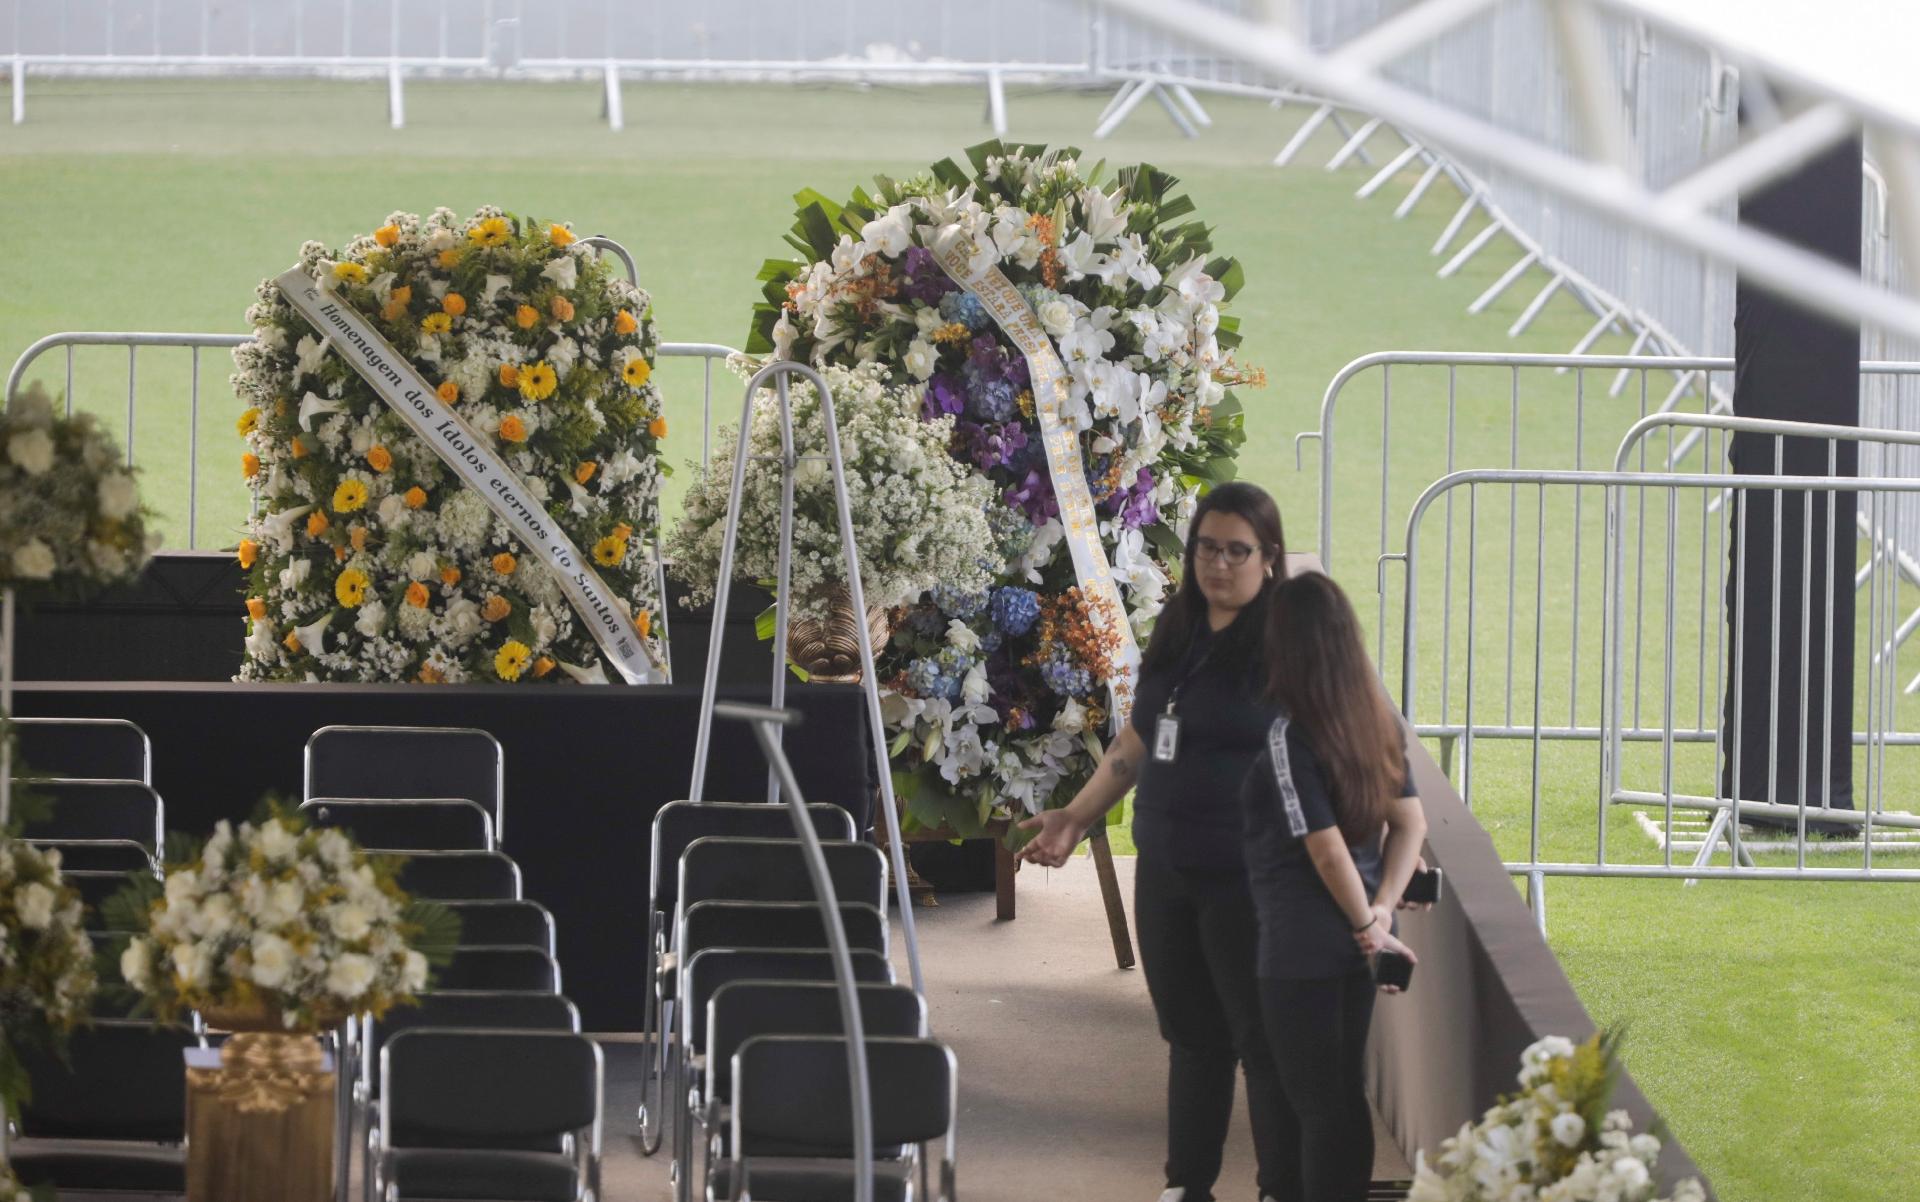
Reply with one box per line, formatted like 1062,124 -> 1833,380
931,585 -> 989,621
987,504 -> 1035,561
1040,652 -> 1092,698
904,605 -> 947,638
939,290 -> 991,331
965,375 -> 1018,424
980,630 -> 1004,654
990,586 -> 1041,637
905,647 -> 977,703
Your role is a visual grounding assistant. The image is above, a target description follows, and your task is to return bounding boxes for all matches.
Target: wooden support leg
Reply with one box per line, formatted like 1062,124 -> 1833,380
994,839 -> 1016,921
1088,828 -> 1135,969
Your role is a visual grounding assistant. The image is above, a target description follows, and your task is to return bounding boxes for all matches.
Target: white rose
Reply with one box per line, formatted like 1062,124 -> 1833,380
1038,298 -> 1076,338
903,338 -> 937,381
355,598 -> 388,639
278,557 -> 312,591
120,937 -> 153,991
10,538 -> 55,581
317,829 -> 354,869
164,868 -> 201,906
444,596 -> 483,644
96,471 -> 139,520
945,619 -> 981,654
7,428 -> 55,475
14,882 -> 55,930
402,949 -> 429,992
250,932 -> 295,990
255,819 -> 298,863
1052,697 -> 1088,736
378,493 -> 410,530
1551,1111 -> 1586,1148
326,952 -> 376,1000
329,902 -> 372,942
262,880 -> 304,926
192,893 -> 236,939
541,255 -> 578,291
1612,1156 -> 1650,1190
170,942 -> 212,987
405,550 -> 439,581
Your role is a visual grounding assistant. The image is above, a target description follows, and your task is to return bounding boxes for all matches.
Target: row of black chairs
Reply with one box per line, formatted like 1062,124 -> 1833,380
643,800 -> 961,1202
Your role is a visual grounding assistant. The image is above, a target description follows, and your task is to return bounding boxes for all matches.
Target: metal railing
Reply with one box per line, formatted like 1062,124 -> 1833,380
4,331 -> 742,552
1390,463 -> 1920,928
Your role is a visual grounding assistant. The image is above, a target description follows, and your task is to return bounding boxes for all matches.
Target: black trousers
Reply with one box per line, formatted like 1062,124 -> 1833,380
1134,854 -> 1296,1202
1258,968 -> 1378,1202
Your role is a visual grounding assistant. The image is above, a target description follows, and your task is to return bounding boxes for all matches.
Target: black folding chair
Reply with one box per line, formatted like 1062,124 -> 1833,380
440,899 -> 557,953
301,797 -> 495,852
432,948 -> 561,993
380,850 -> 521,901
374,1029 -> 601,1202
305,725 -> 505,841
721,1035 -> 958,1202
695,981 -> 925,1202
637,800 -> 855,1155
7,1017 -> 199,1196
10,717 -> 151,783
672,947 -> 894,1202
682,900 -> 887,960
19,779 -> 162,872
356,993 -> 579,1202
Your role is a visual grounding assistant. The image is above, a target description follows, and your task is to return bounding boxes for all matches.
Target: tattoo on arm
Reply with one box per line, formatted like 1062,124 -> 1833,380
1110,755 -> 1134,781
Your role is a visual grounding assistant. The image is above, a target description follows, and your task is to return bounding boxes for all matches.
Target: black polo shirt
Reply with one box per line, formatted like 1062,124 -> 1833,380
1129,616 -> 1278,871
1241,714 -> 1411,980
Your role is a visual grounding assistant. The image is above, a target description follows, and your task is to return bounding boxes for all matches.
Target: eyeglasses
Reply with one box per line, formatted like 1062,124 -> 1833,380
1193,537 -> 1259,567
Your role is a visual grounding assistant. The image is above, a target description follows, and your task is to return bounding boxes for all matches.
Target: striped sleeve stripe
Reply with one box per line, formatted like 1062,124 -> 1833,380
1267,717 -> 1308,837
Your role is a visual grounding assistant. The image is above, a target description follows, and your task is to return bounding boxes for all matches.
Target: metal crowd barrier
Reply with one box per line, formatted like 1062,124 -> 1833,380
4,331 -> 740,553
1389,463 -> 1920,930
1299,352 -> 1920,733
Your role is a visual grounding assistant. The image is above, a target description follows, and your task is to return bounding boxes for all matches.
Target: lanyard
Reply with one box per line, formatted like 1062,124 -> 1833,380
1163,627 -> 1219,716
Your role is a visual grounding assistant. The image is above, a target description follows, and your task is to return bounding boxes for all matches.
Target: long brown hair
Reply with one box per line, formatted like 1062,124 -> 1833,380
1264,573 -> 1402,845
1140,481 -> 1287,676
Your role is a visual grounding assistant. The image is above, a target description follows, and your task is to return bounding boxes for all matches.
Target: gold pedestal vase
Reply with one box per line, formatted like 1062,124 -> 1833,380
185,1006 -> 336,1202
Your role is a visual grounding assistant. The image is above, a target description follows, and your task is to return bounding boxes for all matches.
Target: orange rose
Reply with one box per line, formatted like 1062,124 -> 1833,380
550,296 -> 575,322
374,224 -> 400,247
350,525 -> 368,552
283,629 -> 302,652
531,656 -> 555,679
440,565 -> 462,587
246,596 -> 267,620
242,452 -> 260,479
436,380 -> 459,403
498,363 -> 520,389
492,552 -> 517,575
333,544 -> 348,562
442,293 -> 467,317
290,436 -> 308,459
515,304 -> 539,330
381,298 -> 407,322
404,486 -> 428,509
634,609 -> 652,639
237,539 -> 258,569
367,445 -> 393,472
613,308 -> 638,335
418,663 -> 445,684
436,248 -> 460,269
648,416 -> 668,439
405,581 -> 430,608
574,461 -> 597,484
391,285 -> 412,306
481,595 -> 511,622
499,414 -> 528,443
306,510 -> 330,538
611,522 -> 633,541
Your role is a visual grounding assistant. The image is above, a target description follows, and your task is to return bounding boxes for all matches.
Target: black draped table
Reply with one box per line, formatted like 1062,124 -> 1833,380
14,679 -> 873,1030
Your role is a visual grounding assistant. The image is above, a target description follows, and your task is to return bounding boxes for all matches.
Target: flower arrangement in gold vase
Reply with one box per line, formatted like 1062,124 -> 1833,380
104,804 -> 457,1032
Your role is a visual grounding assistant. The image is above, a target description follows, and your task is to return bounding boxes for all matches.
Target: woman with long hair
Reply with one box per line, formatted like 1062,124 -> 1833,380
1020,481 -> 1298,1202
1242,572 -> 1427,1202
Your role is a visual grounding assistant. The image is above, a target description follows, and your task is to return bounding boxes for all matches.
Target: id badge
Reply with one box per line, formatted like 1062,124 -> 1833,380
1152,713 -> 1181,763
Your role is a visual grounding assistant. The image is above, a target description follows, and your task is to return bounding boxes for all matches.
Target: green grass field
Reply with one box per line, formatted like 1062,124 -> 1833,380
6,77 -> 1918,1200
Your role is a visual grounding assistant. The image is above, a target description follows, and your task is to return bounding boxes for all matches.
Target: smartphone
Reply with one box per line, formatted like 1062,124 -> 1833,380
1375,949 -> 1415,992
1404,866 -> 1444,906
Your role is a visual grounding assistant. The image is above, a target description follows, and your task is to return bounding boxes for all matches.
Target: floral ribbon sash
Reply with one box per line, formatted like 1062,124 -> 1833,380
930,229 -> 1140,727
275,268 -> 662,684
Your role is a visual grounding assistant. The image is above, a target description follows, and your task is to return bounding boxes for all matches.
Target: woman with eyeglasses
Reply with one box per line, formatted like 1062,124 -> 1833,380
1241,571 -> 1425,1202
1019,481 -> 1298,1202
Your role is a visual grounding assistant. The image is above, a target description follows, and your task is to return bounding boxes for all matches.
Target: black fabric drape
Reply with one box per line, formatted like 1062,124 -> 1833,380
1724,134 -> 1860,814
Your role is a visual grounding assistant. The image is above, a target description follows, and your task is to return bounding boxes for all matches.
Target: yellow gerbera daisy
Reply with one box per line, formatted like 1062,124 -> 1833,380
421,312 -> 453,336
622,357 -> 652,389
518,362 -> 558,402
332,478 -> 369,513
591,534 -> 627,567
494,639 -> 532,681
469,217 -> 512,247
236,407 -> 262,437
334,568 -> 370,608
332,261 -> 368,284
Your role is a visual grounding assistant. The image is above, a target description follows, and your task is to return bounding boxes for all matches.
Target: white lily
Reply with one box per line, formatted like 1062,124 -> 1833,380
298,391 -> 346,431
559,659 -> 609,685
294,612 -> 333,655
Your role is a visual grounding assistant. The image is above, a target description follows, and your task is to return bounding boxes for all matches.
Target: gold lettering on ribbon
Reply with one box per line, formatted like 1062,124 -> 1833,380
929,229 -> 1139,725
